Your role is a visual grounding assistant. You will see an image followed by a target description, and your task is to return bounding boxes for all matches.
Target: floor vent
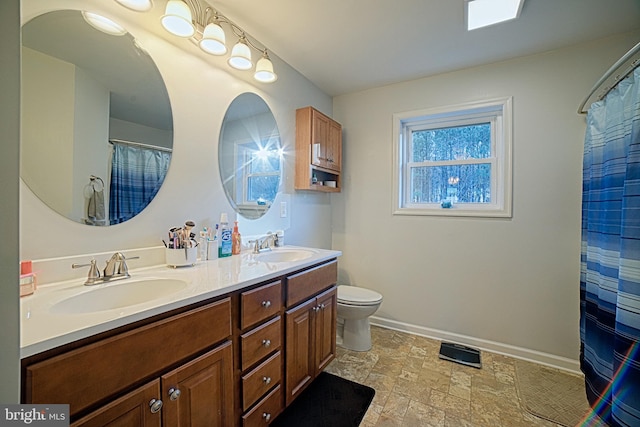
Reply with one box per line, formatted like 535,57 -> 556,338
438,342 -> 482,369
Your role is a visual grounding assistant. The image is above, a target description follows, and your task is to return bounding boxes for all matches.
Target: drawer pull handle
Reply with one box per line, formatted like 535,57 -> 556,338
262,300 -> 271,308
263,412 -> 271,422
168,387 -> 181,401
262,339 -> 271,348
149,399 -> 163,414
263,376 -> 272,385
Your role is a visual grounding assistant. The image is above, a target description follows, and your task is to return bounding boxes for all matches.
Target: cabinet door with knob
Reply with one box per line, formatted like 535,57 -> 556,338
71,380 -> 162,427
161,341 -> 234,427
285,286 -> 337,405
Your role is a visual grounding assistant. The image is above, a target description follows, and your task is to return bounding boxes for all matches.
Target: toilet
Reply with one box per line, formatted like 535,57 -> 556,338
337,285 -> 383,351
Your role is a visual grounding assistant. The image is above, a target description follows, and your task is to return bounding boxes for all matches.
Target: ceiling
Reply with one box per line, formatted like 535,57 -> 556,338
212,0 -> 640,97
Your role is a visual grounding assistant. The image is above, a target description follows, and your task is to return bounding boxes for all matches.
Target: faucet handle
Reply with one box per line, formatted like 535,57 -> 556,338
72,259 -> 101,285
117,255 -> 140,275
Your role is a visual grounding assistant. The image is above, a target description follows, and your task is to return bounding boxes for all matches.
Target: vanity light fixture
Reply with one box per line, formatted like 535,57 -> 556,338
114,0 -> 153,12
154,0 -> 277,83
82,11 -> 127,36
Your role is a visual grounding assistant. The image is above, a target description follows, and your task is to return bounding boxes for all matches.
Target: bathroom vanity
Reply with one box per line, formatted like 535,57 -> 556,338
20,247 -> 340,426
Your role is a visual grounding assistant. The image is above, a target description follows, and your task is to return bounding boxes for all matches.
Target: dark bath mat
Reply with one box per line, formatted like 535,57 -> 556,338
439,342 -> 482,369
271,372 -> 375,427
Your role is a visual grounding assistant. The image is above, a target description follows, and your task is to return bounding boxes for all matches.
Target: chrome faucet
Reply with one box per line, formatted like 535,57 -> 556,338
103,252 -> 131,279
250,233 -> 279,254
72,252 -> 139,286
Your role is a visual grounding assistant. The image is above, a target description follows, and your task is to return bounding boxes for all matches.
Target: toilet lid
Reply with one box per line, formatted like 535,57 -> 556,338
337,285 -> 383,306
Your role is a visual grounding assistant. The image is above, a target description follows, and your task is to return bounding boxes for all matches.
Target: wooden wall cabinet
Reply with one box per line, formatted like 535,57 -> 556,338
295,107 -> 342,192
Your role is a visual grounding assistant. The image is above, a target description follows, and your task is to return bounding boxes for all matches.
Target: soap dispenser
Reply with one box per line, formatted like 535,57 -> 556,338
232,221 -> 241,255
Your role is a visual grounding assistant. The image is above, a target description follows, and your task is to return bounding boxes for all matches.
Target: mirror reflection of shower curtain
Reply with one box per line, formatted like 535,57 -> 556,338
580,67 -> 640,427
109,142 -> 170,224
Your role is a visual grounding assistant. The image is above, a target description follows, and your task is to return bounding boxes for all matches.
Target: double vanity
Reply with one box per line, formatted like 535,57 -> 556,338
20,246 -> 341,426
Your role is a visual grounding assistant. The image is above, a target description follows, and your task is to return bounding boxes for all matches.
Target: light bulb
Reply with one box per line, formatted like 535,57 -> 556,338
114,0 -> 153,12
228,38 -> 252,70
161,0 -> 195,38
254,52 -> 277,83
82,12 -> 127,36
200,22 -> 227,55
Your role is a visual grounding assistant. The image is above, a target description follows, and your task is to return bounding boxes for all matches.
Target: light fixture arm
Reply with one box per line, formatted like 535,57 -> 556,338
186,1 -> 268,57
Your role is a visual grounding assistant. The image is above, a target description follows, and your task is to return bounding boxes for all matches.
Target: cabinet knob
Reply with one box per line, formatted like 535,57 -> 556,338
149,399 -> 163,414
313,306 -> 320,313
262,300 -> 271,308
168,387 -> 181,401
262,339 -> 271,348
320,303 -> 326,310
262,376 -> 272,385
262,412 -> 271,422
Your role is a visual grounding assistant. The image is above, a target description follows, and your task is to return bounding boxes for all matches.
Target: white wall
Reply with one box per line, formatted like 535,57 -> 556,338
332,31 -> 640,370
20,0 -> 333,272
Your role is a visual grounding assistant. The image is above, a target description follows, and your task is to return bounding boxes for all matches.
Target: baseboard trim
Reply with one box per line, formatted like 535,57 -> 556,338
369,316 -> 581,375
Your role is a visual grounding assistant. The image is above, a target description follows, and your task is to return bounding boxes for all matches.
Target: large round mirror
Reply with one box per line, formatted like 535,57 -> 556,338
219,93 -> 282,220
21,10 -> 173,226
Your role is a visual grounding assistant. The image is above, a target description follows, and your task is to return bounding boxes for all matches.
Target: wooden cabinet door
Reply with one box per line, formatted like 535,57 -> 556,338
71,380 -> 161,427
161,341 -> 234,427
284,298 -> 316,406
326,120 -> 342,172
314,287 -> 337,374
311,110 -> 329,169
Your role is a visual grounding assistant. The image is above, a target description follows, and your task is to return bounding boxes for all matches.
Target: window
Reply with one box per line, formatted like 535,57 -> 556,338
235,138 -> 282,206
393,97 -> 512,217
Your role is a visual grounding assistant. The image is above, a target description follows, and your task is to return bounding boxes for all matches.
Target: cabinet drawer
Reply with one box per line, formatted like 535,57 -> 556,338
25,298 -> 232,417
286,260 -> 337,307
241,316 -> 281,371
241,281 -> 282,330
241,351 -> 281,411
242,384 -> 283,427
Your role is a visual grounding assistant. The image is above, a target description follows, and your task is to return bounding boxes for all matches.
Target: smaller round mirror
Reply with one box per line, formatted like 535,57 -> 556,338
219,93 -> 282,220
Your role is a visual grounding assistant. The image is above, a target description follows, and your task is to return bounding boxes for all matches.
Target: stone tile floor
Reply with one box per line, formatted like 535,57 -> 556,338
325,326 -> 606,427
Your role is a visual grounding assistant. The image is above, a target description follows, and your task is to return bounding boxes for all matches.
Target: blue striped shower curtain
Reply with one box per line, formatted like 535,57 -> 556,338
580,67 -> 640,427
109,142 -> 170,224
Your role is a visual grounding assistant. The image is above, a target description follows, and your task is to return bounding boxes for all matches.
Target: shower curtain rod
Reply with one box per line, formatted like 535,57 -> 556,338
578,41 -> 640,114
109,138 -> 173,153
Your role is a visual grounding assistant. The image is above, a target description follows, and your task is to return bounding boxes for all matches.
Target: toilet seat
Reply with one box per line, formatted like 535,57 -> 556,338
337,285 -> 383,306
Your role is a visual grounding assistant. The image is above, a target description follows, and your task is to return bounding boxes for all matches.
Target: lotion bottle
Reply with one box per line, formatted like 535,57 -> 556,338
232,221 -> 241,255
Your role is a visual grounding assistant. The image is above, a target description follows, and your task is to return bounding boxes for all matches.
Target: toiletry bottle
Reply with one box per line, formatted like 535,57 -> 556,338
208,225 -> 218,260
199,229 -> 208,261
218,213 -> 232,258
232,221 -> 241,255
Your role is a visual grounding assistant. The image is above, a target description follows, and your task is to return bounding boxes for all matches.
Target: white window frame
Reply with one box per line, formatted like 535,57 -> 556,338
392,97 -> 512,217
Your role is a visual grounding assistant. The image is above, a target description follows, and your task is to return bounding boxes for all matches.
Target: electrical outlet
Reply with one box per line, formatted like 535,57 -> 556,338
280,201 -> 287,218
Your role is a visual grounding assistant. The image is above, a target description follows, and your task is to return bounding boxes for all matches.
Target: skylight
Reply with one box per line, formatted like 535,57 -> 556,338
466,0 -> 525,31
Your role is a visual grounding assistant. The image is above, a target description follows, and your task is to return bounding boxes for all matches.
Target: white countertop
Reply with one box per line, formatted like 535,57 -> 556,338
20,246 -> 341,359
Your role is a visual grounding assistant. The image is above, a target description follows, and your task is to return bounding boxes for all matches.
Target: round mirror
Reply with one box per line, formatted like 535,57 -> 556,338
219,93 -> 282,220
21,10 -> 173,225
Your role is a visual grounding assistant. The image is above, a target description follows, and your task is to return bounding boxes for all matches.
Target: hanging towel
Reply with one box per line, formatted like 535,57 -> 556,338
85,176 -> 106,226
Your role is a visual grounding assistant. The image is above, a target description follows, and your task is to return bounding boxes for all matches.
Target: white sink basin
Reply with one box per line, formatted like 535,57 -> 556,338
255,249 -> 314,263
50,278 -> 187,314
